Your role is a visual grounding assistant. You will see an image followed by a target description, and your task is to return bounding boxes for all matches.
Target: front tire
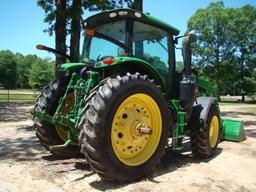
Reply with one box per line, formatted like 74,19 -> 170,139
190,104 -> 220,158
79,73 -> 171,181
33,77 -> 80,157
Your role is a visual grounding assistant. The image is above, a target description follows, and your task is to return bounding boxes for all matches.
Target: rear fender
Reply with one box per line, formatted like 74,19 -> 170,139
94,57 -> 166,92
191,96 -> 218,130
61,63 -> 86,73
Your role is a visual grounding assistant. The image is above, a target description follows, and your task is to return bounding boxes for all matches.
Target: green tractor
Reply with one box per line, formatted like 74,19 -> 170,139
33,8 -> 245,181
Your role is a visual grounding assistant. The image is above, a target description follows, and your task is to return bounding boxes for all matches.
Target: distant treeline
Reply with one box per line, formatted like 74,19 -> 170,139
0,50 -> 54,90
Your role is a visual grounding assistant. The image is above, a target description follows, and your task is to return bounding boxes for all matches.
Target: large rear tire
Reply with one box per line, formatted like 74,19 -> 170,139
33,77 -> 81,157
190,104 -> 220,158
79,73 -> 171,181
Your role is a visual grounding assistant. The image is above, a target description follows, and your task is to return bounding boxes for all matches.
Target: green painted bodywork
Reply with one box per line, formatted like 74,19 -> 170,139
34,71 -> 102,146
61,63 -> 85,71
61,57 -> 166,91
197,78 -> 216,96
144,14 -> 180,35
94,56 -> 167,91
221,119 -> 246,142
170,100 -> 186,150
94,56 -> 146,68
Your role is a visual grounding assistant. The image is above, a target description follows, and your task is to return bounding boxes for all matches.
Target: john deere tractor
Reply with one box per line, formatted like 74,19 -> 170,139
33,8 -> 245,181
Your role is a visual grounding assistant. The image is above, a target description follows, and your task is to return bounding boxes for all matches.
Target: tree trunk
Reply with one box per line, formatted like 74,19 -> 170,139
216,78 -> 221,101
240,50 -> 245,103
130,0 -> 143,10
55,0 -> 67,78
216,50 -> 221,101
70,0 -> 82,62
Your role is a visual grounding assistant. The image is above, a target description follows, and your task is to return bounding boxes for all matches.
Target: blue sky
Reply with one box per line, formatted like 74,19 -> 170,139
0,0 -> 255,61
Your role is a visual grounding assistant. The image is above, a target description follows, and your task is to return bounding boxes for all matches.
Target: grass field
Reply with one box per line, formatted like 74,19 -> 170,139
240,107 -> 256,115
0,94 -> 37,100
219,102 -> 245,106
0,89 -> 39,103
0,89 -> 39,94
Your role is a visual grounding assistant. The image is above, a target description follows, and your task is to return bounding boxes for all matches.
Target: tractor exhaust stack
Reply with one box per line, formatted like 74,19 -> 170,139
182,30 -> 196,76
179,31 -> 197,121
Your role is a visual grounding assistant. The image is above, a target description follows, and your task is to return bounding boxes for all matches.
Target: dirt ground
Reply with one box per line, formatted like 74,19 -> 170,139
0,103 -> 255,192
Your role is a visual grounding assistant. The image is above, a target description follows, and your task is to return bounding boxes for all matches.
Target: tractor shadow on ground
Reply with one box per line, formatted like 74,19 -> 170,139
0,135 -> 44,161
153,142 -> 223,179
221,111 -> 256,128
41,153 -> 93,179
37,139 -> 221,191
0,103 -> 33,122
221,111 -> 256,119
88,140 -> 223,191
18,125 -> 34,132
36,153 -> 95,182
245,129 -> 256,138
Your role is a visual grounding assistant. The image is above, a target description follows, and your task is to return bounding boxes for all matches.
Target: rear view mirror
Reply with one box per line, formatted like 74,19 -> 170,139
184,30 -> 196,44
174,30 -> 197,44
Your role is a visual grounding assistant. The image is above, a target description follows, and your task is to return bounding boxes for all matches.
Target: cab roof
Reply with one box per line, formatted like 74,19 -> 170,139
83,8 -> 180,36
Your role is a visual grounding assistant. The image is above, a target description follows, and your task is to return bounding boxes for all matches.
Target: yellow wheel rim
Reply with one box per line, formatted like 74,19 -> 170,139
209,115 -> 219,148
55,92 -> 74,141
111,93 -> 162,166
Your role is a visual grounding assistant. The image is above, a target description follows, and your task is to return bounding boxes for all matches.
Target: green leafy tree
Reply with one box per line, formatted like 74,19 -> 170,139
0,50 -> 17,89
176,61 -> 184,73
187,1 -> 234,100
16,54 -> 39,88
227,5 -> 256,101
130,0 -> 142,10
187,2 -> 256,101
29,59 -> 55,90
246,71 -> 256,102
37,0 -> 67,77
37,0 -> 131,78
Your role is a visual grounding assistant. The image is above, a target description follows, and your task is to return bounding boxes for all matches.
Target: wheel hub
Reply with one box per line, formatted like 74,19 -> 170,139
111,93 -> 162,166
209,115 -> 219,148
55,92 -> 74,141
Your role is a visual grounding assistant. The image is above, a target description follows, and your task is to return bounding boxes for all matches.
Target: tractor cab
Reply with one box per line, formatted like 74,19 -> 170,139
81,9 -> 180,58
81,9 -> 180,92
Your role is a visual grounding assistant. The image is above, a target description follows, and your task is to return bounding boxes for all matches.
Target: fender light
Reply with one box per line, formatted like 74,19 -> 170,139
134,12 -> 142,18
118,11 -> 128,16
103,58 -> 116,65
85,28 -> 94,37
109,12 -> 117,18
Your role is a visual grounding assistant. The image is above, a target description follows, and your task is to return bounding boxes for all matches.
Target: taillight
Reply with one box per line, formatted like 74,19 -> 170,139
85,28 -> 94,37
102,58 -> 116,65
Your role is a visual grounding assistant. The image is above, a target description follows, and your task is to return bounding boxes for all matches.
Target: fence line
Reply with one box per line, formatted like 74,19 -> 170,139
0,92 -> 39,103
